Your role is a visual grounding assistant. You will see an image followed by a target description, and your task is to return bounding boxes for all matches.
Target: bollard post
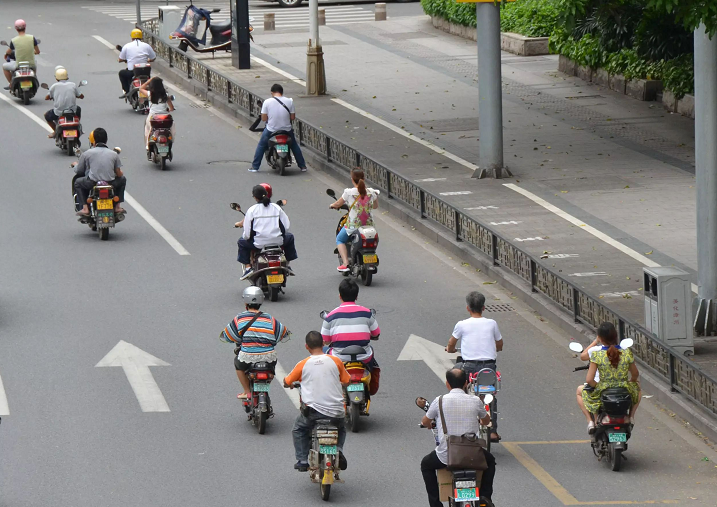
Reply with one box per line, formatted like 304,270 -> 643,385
318,8 -> 326,26
375,3 -> 386,21
264,12 -> 275,31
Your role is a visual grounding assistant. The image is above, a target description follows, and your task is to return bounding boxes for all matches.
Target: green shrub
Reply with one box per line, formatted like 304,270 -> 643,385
662,54 -> 694,99
420,0 -> 476,27
500,0 -> 561,37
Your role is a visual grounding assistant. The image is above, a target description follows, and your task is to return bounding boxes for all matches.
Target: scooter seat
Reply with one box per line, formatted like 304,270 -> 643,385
209,19 -> 232,34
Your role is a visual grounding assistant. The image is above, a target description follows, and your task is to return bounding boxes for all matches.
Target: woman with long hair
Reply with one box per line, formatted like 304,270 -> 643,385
139,76 -> 175,151
329,167 -> 380,272
578,322 -> 641,434
236,184 -> 297,278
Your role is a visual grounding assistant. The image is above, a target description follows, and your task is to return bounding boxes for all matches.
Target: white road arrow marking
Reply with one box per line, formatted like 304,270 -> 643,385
397,334 -> 457,382
490,221 -> 522,225
0,373 -> 9,415
96,341 -> 170,413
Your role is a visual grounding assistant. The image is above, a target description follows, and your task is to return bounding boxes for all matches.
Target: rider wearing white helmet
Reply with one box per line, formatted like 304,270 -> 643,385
44,66 -> 84,137
3,19 -> 40,89
219,286 -> 290,399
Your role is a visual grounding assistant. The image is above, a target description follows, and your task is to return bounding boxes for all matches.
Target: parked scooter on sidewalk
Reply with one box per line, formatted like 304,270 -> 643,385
71,147 -> 126,240
41,80 -> 87,156
230,200 -> 292,301
417,396 -> 492,507
569,339 -> 635,471
169,4 -> 252,54
1,39 -> 40,104
290,382 -> 344,501
326,188 -> 379,285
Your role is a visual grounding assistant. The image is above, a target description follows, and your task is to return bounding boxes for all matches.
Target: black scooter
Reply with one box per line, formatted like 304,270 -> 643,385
169,4 -> 252,54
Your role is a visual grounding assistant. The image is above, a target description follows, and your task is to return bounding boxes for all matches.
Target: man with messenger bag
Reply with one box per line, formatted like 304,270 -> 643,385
420,368 -> 497,507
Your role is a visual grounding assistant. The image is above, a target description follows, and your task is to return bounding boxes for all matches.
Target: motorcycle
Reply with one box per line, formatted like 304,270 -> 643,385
265,131 -> 293,175
1,39 -> 41,105
169,4 -> 252,54
569,338 -> 635,472
456,352 -> 501,453
319,309 -> 379,433
326,188 -> 380,286
41,80 -> 87,156
147,111 -> 175,170
115,51 -> 151,114
230,200 -> 292,302
241,361 -> 276,434
290,382 -> 344,501
71,147 -> 126,241
417,395 -> 493,507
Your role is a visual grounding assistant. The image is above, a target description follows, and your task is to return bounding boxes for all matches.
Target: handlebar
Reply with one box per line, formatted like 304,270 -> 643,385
574,365 -> 589,372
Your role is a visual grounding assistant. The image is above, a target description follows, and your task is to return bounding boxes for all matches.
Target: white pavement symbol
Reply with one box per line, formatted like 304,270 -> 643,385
504,183 -> 699,294
416,178 -> 447,182
465,206 -> 498,210
2,71 -> 190,257
397,334 -> 457,382
0,373 -> 9,415
570,272 -> 609,277
440,191 -> 472,196
547,253 -> 579,259
514,237 -> 544,242
96,341 -> 170,413
81,4 -> 374,28
274,362 -> 301,409
490,221 -> 521,226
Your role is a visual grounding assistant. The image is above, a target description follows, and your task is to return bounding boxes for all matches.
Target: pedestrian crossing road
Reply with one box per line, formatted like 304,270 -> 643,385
82,2 -> 376,29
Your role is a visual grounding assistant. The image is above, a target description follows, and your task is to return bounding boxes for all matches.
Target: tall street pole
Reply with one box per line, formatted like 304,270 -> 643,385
231,0 -> 251,69
306,0 -> 326,95
474,1 -> 510,179
693,25 -> 717,336
136,0 -> 142,26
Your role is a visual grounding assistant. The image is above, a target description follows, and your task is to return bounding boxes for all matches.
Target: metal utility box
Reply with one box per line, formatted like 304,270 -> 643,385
158,6 -> 182,44
643,267 -> 694,356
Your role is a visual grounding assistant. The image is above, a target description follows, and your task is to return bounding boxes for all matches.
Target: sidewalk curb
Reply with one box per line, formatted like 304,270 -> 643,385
152,57 -> 717,446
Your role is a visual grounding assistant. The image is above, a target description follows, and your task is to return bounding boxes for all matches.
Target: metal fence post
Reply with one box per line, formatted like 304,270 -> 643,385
455,210 -> 462,241
326,137 -> 331,162
355,152 -> 360,169
228,81 -> 232,103
573,289 -> 580,323
387,170 -> 392,199
207,69 -> 211,91
669,354 -> 677,393
530,259 -> 537,293
420,190 -> 426,218
169,49 -> 173,68
491,233 -> 498,266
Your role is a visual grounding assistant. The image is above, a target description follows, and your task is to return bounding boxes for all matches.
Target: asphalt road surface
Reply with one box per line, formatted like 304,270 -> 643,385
0,2 -> 716,506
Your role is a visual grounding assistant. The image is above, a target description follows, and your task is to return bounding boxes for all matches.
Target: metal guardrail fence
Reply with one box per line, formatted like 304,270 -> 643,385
141,20 -> 717,419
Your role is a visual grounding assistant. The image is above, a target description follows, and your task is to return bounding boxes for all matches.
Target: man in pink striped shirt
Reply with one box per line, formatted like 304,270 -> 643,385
321,279 -> 381,394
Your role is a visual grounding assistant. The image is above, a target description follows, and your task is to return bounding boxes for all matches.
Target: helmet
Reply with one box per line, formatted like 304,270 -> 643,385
260,183 -> 273,200
88,130 -> 95,146
14,19 -> 26,31
55,68 -> 68,81
130,28 -> 143,40
242,286 -> 265,306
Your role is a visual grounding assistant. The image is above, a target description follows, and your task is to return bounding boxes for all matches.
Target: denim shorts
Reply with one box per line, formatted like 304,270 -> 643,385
336,227 -> 355,245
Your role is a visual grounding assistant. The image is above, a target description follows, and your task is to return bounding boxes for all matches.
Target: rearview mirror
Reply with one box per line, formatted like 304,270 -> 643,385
319,310 -> 328,319
74,147 -> 82,156
212,8 -> 221,12
40,83 -> 49,90
0,41 -> 7,47
113,147 -> 122,154
370,308 -> 377,317
230,202 -> 241,212
170,95 -> 175,100
326,188 -> 337,199
79,80 -> 88,87
115,44 -> 123,51
36,39 -> 41,44
568,342 -> 584,353
619,338 -> 634,349
483,394 -> 494,405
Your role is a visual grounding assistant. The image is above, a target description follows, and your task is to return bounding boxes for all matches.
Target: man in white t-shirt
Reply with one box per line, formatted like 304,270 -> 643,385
446,291 -> 503,441
249,83 -> 307,173
284,331 -> 349,472
117,29 -> 156,97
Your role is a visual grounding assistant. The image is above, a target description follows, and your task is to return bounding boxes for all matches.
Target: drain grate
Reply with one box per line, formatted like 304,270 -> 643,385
484,304 -> 515,312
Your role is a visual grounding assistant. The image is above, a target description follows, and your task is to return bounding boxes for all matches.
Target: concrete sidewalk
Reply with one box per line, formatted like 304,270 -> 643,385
150,13 -> 713,378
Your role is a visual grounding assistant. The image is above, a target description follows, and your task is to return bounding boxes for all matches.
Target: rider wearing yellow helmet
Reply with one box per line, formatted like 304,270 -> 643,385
44,66 -> 84,138
118,28 -> 156,97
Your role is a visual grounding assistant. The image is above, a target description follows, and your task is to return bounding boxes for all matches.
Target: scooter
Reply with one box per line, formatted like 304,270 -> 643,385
115,51 -> 151,114
417,396 -> 493,507
169,4 -> 252,54
147,111 -> 175,170
41,80 -> 87,156
1,39 -> 40,105
265,130 -> 293,175
230,200 -> 292,301
326,188 -> 380,286
242,361 -> 275,434
71,147 -> 126,240
569,338 -> 635,472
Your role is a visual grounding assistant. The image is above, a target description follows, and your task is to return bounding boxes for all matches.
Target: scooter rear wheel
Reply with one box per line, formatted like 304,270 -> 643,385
609,444 -> 622,471
277,157 -> 286,176
319,470 -> 331,501
23,90 -> 30,105
257,410 -> 268,435
360,266 -> 373,286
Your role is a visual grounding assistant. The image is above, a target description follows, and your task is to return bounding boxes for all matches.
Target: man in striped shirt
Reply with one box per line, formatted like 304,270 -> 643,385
321,279 -> 381,394
220,286 -> 290,399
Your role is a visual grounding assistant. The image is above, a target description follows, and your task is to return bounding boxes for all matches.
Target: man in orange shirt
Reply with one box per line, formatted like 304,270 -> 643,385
284,331 -> 350,472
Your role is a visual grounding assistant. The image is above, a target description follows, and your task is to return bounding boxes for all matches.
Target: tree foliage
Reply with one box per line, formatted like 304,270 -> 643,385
645,0 -> 717,36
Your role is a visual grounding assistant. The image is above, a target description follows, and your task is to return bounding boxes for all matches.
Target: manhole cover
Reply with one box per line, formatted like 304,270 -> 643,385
484,304 -> 515,312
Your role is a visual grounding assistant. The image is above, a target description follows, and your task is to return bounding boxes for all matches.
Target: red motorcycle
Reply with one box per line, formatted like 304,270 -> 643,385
147,114 -> 174,170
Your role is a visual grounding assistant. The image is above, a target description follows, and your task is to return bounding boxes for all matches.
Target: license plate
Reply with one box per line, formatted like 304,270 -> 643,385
347,383 -> 364,392
319,445 -> 337,455
20,80 -> 32,89
63,130 -> 78,138
157,145 -> 169,154
455,488 -> 479,501
608,432 -> 627,443
97,199 -> 113,210
253,383 -> 270,392
267,274 -> 284,284
276,145 -> 289,153
363,254 -> 377,264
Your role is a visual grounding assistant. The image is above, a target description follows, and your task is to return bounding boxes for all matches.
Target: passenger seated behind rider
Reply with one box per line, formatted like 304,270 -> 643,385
44,67 -> 83,138
236,184 -> 298,279
139,76 -> 174,151
329,167 -> 379,273
73,128 -> 126,215
321,278 -> 381,395
577,322 -> 641,434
